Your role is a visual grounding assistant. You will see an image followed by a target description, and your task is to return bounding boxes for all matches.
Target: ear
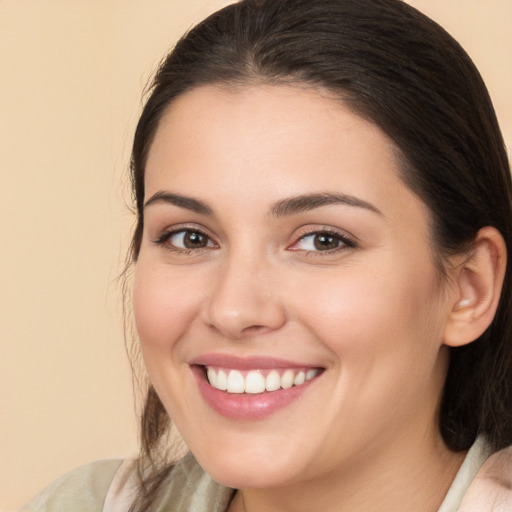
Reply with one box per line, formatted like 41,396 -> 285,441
443,226 -> 507,347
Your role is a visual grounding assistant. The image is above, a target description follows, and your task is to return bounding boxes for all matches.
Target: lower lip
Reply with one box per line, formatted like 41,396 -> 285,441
191,366 -> 319,420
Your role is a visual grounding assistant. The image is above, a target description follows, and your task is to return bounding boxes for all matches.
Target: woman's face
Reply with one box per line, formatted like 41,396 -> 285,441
134,84 -> 455,489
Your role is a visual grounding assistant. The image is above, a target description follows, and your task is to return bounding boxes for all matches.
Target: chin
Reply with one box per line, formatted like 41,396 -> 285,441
207,465 -> 289,490
196,449 -> 301,489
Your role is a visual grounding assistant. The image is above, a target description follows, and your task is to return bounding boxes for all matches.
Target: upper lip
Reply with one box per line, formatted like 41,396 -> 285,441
189,353 -> 322,371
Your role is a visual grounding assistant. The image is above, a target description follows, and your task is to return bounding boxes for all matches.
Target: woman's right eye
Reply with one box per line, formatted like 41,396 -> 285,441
156,229 -> 216,251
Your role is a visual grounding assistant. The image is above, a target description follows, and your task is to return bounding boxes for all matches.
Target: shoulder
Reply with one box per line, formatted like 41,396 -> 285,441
21,459 -> 124,512
139,453 -> 234,512
459,444 -> 512,511
22,454 -> 234,512
102,452 -> 234,512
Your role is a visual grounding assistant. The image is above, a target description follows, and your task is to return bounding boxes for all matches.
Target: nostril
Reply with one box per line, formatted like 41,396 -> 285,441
241,325 -> 268,335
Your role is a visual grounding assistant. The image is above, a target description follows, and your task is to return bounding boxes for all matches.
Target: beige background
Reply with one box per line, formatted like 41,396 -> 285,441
0,1 -> 510,509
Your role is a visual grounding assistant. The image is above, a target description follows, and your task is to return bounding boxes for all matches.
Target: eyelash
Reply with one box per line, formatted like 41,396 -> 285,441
289,229 -> 356,256
153,226 -> 216,254
153,227 -> 356,255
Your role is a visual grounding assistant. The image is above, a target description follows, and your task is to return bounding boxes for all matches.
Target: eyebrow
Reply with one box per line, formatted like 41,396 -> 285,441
270,192 -> 383,217
144,191 -> 213,215
143,190 -> 382,218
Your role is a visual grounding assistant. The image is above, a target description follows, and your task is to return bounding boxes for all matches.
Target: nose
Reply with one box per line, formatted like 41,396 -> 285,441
203,255 -> 287,340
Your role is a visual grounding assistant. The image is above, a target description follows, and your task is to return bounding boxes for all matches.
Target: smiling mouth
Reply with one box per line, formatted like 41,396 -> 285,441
203,366 -> 322,394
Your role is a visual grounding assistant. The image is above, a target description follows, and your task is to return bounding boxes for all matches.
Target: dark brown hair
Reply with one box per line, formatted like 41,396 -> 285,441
127,1 -> 512,509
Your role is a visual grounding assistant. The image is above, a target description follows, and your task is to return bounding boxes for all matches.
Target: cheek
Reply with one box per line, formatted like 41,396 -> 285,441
291,260 -> 447,446
293,257 -> 444,366
132,260 -> 202,357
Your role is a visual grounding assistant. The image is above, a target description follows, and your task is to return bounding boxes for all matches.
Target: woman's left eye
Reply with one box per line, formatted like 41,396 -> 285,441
291,231 -> 355,252
156,229 -> 216,251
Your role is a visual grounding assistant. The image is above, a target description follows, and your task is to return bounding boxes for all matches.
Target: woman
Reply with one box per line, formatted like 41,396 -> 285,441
25,0 -> 512,511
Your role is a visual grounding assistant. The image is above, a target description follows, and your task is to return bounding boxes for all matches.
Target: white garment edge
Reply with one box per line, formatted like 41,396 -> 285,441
458,444 -> 512,512
438,437 -> 492,512
102,459 -> 138,512
102,437 -> 499,512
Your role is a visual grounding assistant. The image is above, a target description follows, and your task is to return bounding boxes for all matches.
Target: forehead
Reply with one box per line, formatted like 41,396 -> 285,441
144,84 -> 425,223
150,84 -> 395,157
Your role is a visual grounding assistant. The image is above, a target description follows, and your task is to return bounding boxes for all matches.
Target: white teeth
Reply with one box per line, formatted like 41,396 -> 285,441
294,371 -> 305,386
206,367 -> 321,394
281,369 -> 294,389
207,367 -> 217,388
265,370 -> 281,391
226,370 -> 245,393
306,369 -> 319,380
217,369 -> 227,391
244,371 -> 266,394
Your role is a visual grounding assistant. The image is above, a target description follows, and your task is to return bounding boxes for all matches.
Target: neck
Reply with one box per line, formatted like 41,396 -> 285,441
229,431 -> 466,512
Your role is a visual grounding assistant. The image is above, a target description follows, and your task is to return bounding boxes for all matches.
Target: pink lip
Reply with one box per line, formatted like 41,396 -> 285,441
189,353 -> 317,371
189,355 -> 323,421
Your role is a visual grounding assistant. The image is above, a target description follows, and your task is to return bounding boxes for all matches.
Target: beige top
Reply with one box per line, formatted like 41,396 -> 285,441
23,438 -> 512,512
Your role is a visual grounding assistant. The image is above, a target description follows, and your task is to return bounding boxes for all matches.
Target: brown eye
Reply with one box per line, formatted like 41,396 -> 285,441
313,233 -> 340,251
291,231 -> 355,253
165,229 -> 215,250
183,231 -> 208,248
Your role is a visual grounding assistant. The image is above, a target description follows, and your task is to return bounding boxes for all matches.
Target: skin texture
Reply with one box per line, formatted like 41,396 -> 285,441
133,84 -> 472,512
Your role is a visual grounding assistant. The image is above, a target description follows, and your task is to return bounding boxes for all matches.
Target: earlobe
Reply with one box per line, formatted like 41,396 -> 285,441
443,226 -> 507,348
